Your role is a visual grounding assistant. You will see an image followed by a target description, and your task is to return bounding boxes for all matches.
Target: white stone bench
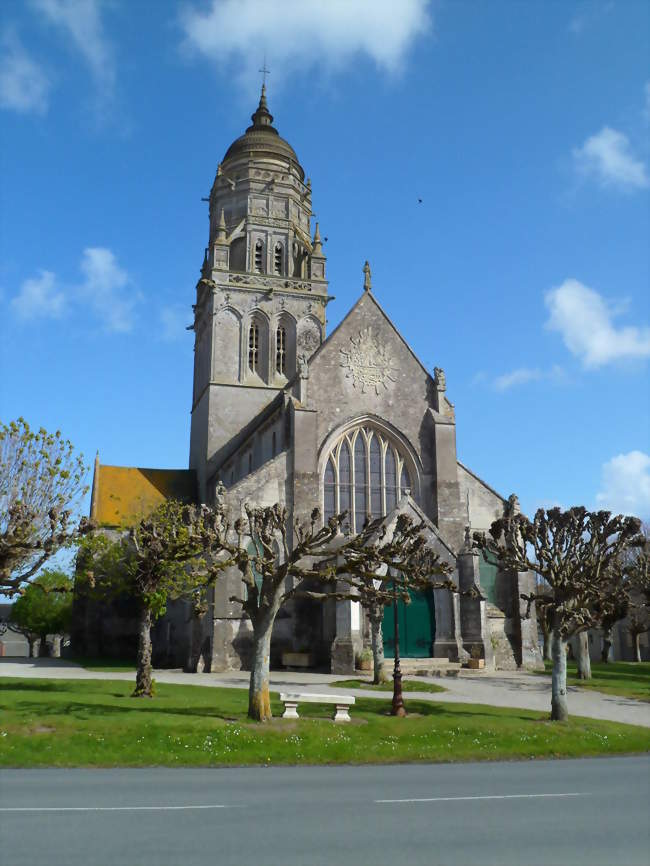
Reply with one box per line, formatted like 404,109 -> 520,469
279,692 -> 355,723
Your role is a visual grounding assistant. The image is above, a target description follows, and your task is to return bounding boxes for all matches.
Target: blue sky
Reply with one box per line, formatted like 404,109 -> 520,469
1,0 -> 649,522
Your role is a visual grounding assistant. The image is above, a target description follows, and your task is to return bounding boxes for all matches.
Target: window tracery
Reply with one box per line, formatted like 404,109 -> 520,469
322,425 -> 413,530
276,326 -> 286,375
248,323 -> 259,372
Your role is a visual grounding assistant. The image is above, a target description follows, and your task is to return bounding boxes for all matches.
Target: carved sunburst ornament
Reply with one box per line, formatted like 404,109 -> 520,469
340,327 -> 397,394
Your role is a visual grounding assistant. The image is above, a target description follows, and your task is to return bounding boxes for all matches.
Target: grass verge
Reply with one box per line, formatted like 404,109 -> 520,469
332,678 -> 445,694
0,677 -> 648,768
537,661 -> 650,702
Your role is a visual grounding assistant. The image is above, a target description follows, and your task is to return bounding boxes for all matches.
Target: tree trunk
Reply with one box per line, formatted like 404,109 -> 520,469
601,627 -> 612,663
634,632 -> 641,663
540,616 -> 552,662
185,615 -> 203,673
550,630 -> 568,721
28,637 -> 36,658
370,607 -> 389,685
248,617 -> 273,722
133,607 -> 153,697
575,631 -> 591,680
38,633 -> 49,657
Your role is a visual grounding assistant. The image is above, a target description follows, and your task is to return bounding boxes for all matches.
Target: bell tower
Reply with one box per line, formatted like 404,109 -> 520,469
189,86 -> 329,499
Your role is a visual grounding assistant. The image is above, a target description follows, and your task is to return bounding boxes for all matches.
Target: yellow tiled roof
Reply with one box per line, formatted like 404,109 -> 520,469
91,464 -> 197,528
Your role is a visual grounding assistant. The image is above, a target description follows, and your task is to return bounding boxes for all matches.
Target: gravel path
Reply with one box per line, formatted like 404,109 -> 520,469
2,657 -> 649,728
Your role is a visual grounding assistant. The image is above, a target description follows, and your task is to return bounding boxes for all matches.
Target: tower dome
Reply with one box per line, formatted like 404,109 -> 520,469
222,85 -> 304,180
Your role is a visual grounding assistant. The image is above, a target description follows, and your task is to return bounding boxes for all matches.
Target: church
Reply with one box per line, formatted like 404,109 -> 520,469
80,87 -> 542,674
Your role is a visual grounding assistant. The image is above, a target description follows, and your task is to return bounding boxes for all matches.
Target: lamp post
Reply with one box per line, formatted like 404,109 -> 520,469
391,578 -> 406,717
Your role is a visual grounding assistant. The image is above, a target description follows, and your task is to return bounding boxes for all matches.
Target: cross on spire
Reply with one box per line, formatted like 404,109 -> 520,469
259,59 -> 270,87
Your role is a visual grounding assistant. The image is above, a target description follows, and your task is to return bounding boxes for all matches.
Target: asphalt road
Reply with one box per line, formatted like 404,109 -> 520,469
1,757 -> 648,866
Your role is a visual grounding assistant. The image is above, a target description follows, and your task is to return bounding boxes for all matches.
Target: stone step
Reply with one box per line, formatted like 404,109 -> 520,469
398,658 -> 463,678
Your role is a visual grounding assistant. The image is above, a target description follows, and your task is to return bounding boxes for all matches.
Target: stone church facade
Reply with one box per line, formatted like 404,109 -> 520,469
79,88 -> 542,674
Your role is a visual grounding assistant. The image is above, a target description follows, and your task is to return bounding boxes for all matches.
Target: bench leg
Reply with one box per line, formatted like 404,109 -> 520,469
333,704 -> 351,723
282,701 -> 299,720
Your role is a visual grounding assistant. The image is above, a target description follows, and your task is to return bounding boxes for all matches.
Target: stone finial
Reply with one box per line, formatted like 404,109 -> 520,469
434,367 -> 446,391
363,260 -> 372,292
251,83 -> 273,127
90,451 -> 100,521
506,493 -> 521,517
216,208 -> 227,242
312,222 -> 323,256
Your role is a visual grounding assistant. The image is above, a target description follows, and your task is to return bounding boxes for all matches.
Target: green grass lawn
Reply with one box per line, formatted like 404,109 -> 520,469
332,678 -> 446,694
0,677 -> 648,768
539,661 -> 650,702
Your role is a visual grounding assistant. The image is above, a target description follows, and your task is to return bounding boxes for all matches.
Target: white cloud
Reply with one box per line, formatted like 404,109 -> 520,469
572,126 -> 649,191
78,247 -> 136,333
159,305 -> 191,341
11,247 -> 138,332
179,0 -> 431,87
0,30 -> 51,114
545,279 -> 650,368
568,2 -> 613,36
596,451 -> 650,519
492,366 -> 565,391
11,270 -> 65,319
32,0 -> 115,97
494,368 -> 542,391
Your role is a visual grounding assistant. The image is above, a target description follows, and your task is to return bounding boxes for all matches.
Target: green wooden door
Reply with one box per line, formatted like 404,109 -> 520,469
383,589 -> 436,658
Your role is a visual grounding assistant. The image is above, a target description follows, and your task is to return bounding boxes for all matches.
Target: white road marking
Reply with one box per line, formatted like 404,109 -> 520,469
0,804 -> 239,812
375,792 -> 589,804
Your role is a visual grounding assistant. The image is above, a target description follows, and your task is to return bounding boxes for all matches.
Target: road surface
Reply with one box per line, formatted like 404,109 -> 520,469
2,757 -> 648,866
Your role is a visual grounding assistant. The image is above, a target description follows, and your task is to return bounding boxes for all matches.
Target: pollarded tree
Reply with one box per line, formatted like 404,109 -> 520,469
0,418 -> 91,597
627,604 -> 649,662
9,569 -> 73,657
474,506 -> 643,721
625,528 -> 650,662
200,504 -> 455,722
79,500 -> 236,698
598,526 -> 648,662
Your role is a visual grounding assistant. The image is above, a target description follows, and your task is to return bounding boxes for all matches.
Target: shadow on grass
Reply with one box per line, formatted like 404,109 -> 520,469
2,679 -> 547,728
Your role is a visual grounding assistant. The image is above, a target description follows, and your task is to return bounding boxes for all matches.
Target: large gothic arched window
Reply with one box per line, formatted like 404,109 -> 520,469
322,426 -> 413,531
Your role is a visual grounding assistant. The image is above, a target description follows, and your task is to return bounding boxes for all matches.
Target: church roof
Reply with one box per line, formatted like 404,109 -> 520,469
90,461 -> 197,528
222,85 -> 304,180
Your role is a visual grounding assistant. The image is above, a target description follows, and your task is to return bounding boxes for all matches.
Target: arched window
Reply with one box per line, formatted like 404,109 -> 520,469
248,323 -> 259,373
369,435 -> 381,518
322,425 -> 416,533
324,458 -> 336,524
339,440 -> 351,521
274,242 -> 283,275
276,326 -> 286,375
254,239 -> 264,274
385,447 -> 397,513
354,434 -> 367,531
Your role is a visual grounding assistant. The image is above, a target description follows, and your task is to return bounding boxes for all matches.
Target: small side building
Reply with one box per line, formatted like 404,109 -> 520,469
71,459 -> 197,667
